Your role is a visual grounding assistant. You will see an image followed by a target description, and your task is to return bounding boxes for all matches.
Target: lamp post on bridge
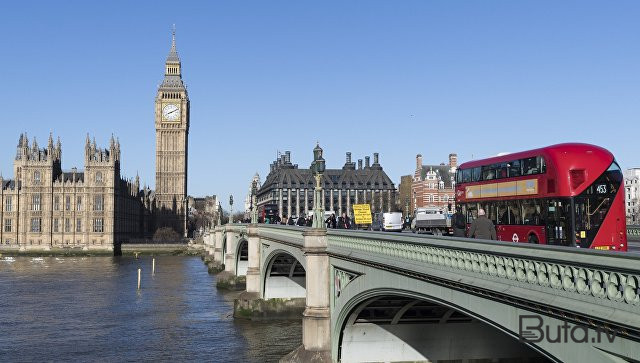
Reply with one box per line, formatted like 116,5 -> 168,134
229,195 -> 234,224
311,143 -> 326,229
251,180 -> 258,224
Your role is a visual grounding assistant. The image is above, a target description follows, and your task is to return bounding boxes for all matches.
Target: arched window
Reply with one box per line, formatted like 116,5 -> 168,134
96,172 -> 103,183
34,171 -> 41,183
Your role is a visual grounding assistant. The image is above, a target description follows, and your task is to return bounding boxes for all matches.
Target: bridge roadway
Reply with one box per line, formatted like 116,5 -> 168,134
202,224 -> 640,363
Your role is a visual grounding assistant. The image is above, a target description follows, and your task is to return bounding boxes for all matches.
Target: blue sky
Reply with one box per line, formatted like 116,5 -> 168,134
1,1 -> 638,209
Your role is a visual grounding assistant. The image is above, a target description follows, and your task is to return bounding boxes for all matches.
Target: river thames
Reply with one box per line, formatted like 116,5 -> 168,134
0,256 -> 301,362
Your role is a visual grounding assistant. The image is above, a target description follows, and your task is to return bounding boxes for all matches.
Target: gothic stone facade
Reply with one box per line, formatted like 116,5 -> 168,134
0,135 -> 154,251
257,151 -> 397,219
0,31 -> 190,250
411,153 -> 457,212
155,31 -> 189,236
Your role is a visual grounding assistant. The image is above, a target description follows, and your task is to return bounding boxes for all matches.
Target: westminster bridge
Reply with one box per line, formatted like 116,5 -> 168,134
202,224 -> 640,362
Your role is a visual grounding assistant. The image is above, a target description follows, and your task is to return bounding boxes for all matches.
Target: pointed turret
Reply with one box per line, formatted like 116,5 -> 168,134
166,25 -> 180,64
160,26 -> 185,90
16,133 -> 24,160
47,133 -> 54,151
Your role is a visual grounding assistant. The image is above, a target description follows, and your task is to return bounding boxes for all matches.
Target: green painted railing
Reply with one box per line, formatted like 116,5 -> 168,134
628,225 -> 640,240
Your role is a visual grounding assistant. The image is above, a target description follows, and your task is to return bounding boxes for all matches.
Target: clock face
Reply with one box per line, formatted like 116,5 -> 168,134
162,104 -> 180,121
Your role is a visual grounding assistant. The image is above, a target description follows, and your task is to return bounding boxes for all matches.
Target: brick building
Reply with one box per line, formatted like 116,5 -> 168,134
411,153 -> 457,212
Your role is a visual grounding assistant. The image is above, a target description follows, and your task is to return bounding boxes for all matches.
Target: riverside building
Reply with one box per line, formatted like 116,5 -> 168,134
0,29 -> 190,251
256,151 -> 397,219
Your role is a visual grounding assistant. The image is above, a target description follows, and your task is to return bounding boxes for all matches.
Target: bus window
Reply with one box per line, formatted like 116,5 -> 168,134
538,156 -> 546,173
522,157 -> 539,175
462,169 -> 472,183
466,204 -> 478,223
481,202 -> 497,224
573,162 -> 623,248
482,165 -> 496,180
497,202 -> 508,225
497,163 -> 508,179
545,199 -> 571,246
508,200 -> 522,225
522,200 -> 542,225
472,167 -> 482,182
456,170 -> 462,184
508,160 -> 521,178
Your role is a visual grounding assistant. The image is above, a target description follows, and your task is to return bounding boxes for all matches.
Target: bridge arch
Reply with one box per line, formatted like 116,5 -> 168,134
335,288 -> 551,363
262,250 -> 306,299
235,238 -> 249,276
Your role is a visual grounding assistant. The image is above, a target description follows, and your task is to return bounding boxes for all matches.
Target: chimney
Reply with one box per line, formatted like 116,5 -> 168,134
365,156 -> 370,169
346,152 -> 351,164
373,153 -> 379,165
416,154 -> 423,170
358,159 -> 363,170
449,153 -> 458,169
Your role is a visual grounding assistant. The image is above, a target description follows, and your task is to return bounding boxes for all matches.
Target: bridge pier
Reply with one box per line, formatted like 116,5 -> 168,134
216,229 -> 245,290
245,225 -> 261,295
234,225 -> 306,320
205,227 -> 224,274
282,229 -> 331,362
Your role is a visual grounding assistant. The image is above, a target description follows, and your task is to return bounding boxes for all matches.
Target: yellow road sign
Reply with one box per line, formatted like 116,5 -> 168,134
352,204 -> 372,224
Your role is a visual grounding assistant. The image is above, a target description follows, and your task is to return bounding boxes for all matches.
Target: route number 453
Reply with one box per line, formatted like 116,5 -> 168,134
596,184 -> 607,194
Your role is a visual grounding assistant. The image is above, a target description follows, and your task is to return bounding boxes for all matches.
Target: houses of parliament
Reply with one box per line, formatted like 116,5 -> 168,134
0,31 -> 189,251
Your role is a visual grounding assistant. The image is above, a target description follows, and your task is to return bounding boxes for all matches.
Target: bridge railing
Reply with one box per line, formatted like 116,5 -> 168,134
629,225 -> 640,241
255,225 -> 306,247
326,229 -> 640,328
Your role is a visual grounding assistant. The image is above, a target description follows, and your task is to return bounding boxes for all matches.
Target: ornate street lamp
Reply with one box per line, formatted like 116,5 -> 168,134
229,195 -> 234,224
310,143 -> 326,229
251,180 -> 259,224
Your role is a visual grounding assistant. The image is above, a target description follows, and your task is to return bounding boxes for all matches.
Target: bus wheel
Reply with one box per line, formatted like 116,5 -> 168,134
528,235 -> 539,244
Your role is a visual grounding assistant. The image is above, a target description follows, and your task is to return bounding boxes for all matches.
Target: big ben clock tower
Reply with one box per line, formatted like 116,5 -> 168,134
155,28 -> 189,236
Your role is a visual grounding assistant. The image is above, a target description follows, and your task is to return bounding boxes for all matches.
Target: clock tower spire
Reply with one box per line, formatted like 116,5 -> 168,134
155,26 -> 189,237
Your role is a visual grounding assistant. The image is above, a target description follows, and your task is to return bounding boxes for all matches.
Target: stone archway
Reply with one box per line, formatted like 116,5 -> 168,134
263,251 -> 306,299
337,293 -> 549,363
235,239 -> 248,276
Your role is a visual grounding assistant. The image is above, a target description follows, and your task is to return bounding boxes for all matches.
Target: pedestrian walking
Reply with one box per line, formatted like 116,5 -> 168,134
452,207 -> 467,237
468,209 -> 496,240
338,212 -> 351,229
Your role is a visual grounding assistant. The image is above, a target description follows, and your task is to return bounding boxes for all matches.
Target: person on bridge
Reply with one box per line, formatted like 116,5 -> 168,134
452,207 -> 467,237
325,214 -> 337,229
468,208 -> 496,240
338,212 -> 351,229
296,216 -> 306,226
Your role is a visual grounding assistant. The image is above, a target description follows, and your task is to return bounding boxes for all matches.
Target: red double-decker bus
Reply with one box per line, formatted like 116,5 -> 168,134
455,143 -> 627,251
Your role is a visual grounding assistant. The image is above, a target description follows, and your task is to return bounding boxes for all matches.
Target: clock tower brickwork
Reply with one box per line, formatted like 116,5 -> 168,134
155,30 -> 189,236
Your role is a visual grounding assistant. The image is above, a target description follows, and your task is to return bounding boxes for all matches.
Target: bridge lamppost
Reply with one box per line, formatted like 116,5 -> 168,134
229,195 -> 234,224
311,143 -> 326,229
250,180 -> 258,224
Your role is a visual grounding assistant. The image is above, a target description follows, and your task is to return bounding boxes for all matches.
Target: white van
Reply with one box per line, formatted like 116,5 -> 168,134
381,212 -> 403,232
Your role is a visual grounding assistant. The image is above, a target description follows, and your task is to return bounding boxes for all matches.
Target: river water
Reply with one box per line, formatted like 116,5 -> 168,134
0,256 -> 301,362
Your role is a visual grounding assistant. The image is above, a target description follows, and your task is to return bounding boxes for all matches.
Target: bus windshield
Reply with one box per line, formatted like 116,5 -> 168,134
573,162 -> 623,248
